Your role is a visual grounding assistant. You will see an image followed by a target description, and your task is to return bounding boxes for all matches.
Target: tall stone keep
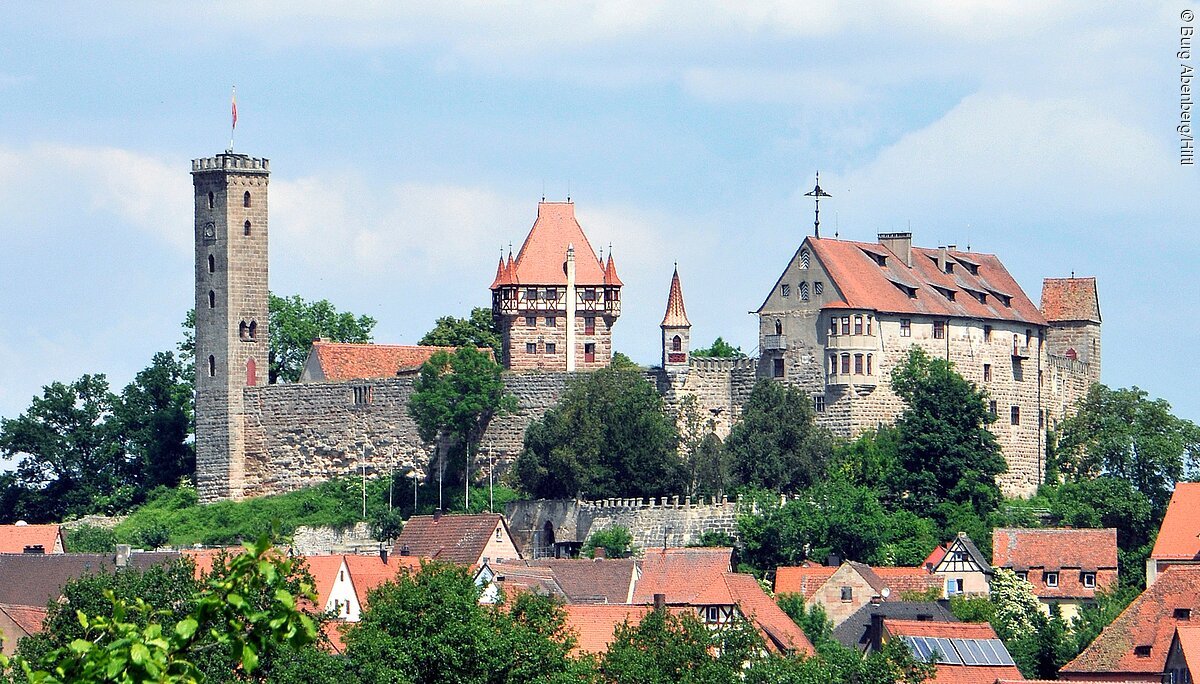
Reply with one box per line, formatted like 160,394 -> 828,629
192,152 -> 270,503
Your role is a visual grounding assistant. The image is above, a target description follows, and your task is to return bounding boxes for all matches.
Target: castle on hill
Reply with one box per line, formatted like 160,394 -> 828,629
191,150 -> 1098,503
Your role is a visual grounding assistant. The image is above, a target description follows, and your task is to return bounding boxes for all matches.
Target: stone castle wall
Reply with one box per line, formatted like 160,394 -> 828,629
505,495 -> 744,557
651,356 -> 757,438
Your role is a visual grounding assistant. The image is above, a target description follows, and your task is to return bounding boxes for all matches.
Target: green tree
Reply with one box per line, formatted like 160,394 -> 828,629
516,364 -> 683,499
65,525 -> 117,553
343,562 -> 593,684
112,351 -> 195,493
0,375 -> 127,522
1056,384 -> 1200,515
1043,476 -> 1155,587
268,293 -> 377,383
602,608 -> 760,684
724,380 -> 834,492
408,347 -> 516,509
582,526 -> 635,558
419,307 -> 503,361
690,337 -> 745,358
776,593 -> 833,648
677,396 -> 730,498
890,348 -> 1006,518
832,425 -> 901,496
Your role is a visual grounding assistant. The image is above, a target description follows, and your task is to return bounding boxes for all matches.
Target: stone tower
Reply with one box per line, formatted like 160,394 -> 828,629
661,266 -> 691,370
1041,277 -> 1102,384
192,152 -> 270,503
491,201 -> 621,371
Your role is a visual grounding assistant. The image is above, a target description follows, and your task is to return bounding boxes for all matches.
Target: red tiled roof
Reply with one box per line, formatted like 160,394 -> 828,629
180,547 -> 245,579
0,524 -> 63,554
661,267 -> 690,327
392,514 -> 510,566
773,237 -> 1046,326
321,620 -> 348,654
885,620 -> 1022,684
633,547 -> 733,604
486,562 -> 565,600
0,603 -> 47,636
924,544 -> 949,569
723,572 -> 814,655
308,342 -> 482,381
871,566 -> 942,596
1151,483 -> 1200,561
1041,277 -> 1101,323
506,202 -> 607,286
489,255 -> 511,289
563,604 -> 655,655
344,554 -> 424,609
1062,565 -> 1200,676
1176,626 -> 1200,679
604,254 -> 623,287
299,555 -> 345,611
993,528 -> 1118,571
529,558 -> 638,604
774,564 -> 838,600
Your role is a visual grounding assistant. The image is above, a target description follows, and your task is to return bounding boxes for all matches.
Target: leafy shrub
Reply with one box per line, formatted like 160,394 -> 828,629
66,524 -> 117,553
583,526 -> 635,558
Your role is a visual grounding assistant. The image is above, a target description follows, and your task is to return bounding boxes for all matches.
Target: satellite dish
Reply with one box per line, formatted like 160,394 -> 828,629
881,587 -> 891,599
14,520 -> 28,527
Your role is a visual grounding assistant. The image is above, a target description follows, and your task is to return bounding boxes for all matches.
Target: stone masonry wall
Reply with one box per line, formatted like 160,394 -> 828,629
505,496 -> 744,557
652,357 -> 757,439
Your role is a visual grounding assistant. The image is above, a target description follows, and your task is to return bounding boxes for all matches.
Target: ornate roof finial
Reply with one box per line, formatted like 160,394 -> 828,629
804,171 -> 832,239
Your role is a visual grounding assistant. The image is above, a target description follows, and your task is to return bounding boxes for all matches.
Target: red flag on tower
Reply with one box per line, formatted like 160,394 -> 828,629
231,87 -> 238,130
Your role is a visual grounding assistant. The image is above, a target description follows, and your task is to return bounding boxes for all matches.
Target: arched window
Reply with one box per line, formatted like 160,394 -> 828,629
248,320 -> 257,341
799,281 -> 809,301
208,290 -> 215,309
775,319 -> 782,335
207,355 -> 216,377
246,358 -> 257,386
1066,348 -> 1077,361
207,191 -> 214,210
243,191 -> 251,208
243,220 -> 251,236
672,335 -> 682,352
208,254 -> 215,273
800,249 -> 810,269
239,321 -> 248,340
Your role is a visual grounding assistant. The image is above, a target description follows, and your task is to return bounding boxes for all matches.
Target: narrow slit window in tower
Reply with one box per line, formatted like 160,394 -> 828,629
208,355 -> 216,377
208,254 -> 215,273
243,191 -> 251,208
249,320 -> 257,341
208,290 -> 215,309
207,191 -> 214,210
672,335 -> 682,352
244,220 -> 251,236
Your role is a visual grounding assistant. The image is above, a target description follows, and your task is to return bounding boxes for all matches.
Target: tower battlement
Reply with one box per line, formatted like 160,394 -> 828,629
192,154 -> 270,173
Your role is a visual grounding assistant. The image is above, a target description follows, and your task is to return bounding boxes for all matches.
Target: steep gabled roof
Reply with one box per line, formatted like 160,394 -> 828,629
1062,565 -> 1200,676
0,524 -> 64,554
300,555 -> 345,612
302,342 -> 481,382
604,254 -> 623,287
392,514 -> 515,566
931,534 -> 992,575
1174,626 -> 1200,680
632,547 -> 733,604
563,604 -> 656,655
529,558 -> 639,604
723,572 -> 815,655
833,601 -> 958,650
344,554 -> 423,610
774,564 -> 838,600
993,528 -> 1118,570
765,237 -> 1046,326
1041,277 -> 1101,323
0,552 -> 181,608
505,202 -> 607,286
661,266 -> 691,328
1151,483 -> 1200,561
0,603 -> 47,637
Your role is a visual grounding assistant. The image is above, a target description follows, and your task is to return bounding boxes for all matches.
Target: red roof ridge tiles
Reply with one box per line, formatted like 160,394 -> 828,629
1041,276 -> 1101,323
661,266 -> 690,327
1151,483 -> 1200,561
506,201 -> 607,286
0,524 -> 64,554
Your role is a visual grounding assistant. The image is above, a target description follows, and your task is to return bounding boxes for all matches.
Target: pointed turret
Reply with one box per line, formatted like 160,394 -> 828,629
661,265 -> 691,370
604,252 -> 623,286
489,254 -> 508,289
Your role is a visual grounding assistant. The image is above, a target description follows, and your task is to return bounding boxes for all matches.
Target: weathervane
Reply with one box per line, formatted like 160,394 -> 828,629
804,171 -> 832,238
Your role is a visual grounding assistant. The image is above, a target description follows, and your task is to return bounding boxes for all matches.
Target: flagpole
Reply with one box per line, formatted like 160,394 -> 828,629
229,86 -> 237,152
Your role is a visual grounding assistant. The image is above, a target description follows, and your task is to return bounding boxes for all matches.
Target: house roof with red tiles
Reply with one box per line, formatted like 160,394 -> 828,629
993,528 -> 1118,571
762,237 -> 1046,327
298,555 -> 345,612
484,562 -> 566,601
604,253 -> 623,286
343,554 -> 423,609
0,603 -> 47,637
392,514 -> 514,566
563,604 -> 656,655
884,619 -> 1023,684
661,266 -> 690,328
529,558 -> 639,604
870,566 -> 942,596
1151,483 -> 1200,561
1061,565 -> 1200,677
1174,626 -> 1200,679
632,547 -> 733,604
502,202 -> 609,287
1041,276 -> 1101,323
723,572 -> 815,655
180,547 -> 245,579
301,341 -> 492,382
0,524 -> 64,554
774,564 -> 838,600
489,254 -> 511,289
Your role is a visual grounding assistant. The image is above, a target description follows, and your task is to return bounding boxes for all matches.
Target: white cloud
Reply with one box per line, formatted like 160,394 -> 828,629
682,68 -> 871,106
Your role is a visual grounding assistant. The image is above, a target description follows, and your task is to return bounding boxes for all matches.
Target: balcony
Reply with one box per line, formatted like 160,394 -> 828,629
762,334 -> 787,351
1012,342 -> 1031,359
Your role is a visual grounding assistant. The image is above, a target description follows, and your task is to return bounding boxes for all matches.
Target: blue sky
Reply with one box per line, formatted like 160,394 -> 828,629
0,2 -> 1196,426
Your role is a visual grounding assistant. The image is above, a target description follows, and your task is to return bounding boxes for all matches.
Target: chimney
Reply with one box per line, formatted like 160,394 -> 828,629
116,544 -> 131,568
826,553 -> 841,567
878,232 -> 912,267
565,244 -> 577,372
653,593 -> 666,612
593,546 -> 606,560
379,546 -> 389,564
22,545 -> 44,555
433,510 -> 443,522
870,612 -> 885,652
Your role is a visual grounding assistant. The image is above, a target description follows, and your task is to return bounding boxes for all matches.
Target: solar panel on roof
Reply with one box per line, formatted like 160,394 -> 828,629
953,638 -> 985,665
904,636 -> 933,662
988,639 -> 1016,666
974,638 -> 1001,665
929,637 -> 962,665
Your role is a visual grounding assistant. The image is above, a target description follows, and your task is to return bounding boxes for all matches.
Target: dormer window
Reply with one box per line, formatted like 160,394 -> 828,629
1044,571 -> 1058,587
974,291 -> 987,304
1016,571 -> 1028,582
963,262 -> 979,275
1083,572 -> 1096,588
945,262 -> 954,274
1175,608 -> 1192,620
871,253 -> 887,267
1135,645 -> 1152,657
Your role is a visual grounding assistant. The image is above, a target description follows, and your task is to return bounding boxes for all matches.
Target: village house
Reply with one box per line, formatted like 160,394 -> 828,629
832,600 -> 959,652
924,532 -> 992,597
1147,482 -> 1200,587
0,523 -> 65,554
774,560 -> 940,627
1061,565 -> 1200,681
1164,625 -> 1200,683
298,341 -> 485,382
992,527 -> 1118,622
880,619 -> 1022,683
392,512 -> 521,567
475,556 -> 639,605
